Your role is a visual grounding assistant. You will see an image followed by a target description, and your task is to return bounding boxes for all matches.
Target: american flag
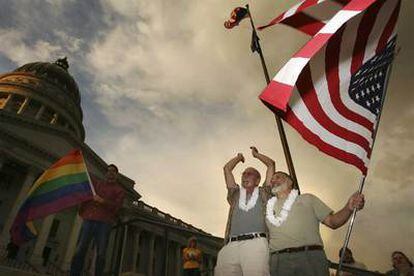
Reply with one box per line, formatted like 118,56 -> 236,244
259,0 -> 401,174
258,0 -> 350,35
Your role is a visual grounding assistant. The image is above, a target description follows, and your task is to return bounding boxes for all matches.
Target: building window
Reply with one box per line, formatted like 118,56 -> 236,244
39,107 -> 55,123
7,94 -> 26,113
55,116 -> 66,128
22,99 -> 41,117
42,246 -> 52,266
68,124 -> 77,134
0,92 -> 10,109
48,219 -> 60,238
50,113 -> 58,124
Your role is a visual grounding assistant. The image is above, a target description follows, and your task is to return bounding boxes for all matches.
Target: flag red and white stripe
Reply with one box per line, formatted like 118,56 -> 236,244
258,0 -> 350,35
259,0 -> 401,174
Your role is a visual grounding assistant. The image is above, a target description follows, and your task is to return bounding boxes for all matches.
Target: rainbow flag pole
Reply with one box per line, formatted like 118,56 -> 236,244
10,149 -> 95,246
83,154 -> 96,196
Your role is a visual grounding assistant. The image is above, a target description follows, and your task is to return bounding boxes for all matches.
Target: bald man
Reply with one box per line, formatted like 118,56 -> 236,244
215,147 -> 274,276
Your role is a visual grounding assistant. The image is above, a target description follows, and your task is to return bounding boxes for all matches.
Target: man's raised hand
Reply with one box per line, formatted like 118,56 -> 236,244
237,153 -> 245,163
250,146 -> 259,158
93,195 -> 105,204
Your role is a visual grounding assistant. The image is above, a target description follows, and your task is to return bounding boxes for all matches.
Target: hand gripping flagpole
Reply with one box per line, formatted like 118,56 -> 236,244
336,56 -> 395,275
245,4 -> 300,193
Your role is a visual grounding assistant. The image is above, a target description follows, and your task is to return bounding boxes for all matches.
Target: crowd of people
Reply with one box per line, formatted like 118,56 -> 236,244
212,146 -> 413,276
335,248 -> 414,276
5,154 -> 411,276
179,242 -> 413,276
64,154 -> 412,276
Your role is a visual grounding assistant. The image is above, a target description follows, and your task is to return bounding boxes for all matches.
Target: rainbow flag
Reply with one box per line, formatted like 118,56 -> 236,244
10,149 -> 94,245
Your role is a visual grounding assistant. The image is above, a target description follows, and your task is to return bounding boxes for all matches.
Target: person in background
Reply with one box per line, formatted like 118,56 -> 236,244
70,164 -> 125,276
386,251 -> 414,276
337,247 -> 367,276
182,236 -> 202,276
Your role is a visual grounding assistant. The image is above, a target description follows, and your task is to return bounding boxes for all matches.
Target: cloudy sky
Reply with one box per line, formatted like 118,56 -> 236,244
0,0 -> 412,272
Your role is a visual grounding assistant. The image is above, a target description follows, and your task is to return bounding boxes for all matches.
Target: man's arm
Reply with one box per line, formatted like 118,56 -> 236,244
223,153 -> 244,189
251,146 -> 275,186
182,248 -> 190,262
323,193 -> 365,229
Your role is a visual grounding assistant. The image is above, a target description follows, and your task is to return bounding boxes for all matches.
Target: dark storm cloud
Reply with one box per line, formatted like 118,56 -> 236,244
0,0 -> 108,45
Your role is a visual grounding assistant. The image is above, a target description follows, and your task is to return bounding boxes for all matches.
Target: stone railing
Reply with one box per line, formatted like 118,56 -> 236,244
44,261 -> 69,276
329,261 -> 385,275
130,200 -> 212,236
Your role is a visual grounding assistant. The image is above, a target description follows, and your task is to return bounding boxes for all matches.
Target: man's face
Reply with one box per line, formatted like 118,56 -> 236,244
270,172 -> 292,193
392,253 -> 408,268
241,168 -> 260,189
106,166 -> 118,183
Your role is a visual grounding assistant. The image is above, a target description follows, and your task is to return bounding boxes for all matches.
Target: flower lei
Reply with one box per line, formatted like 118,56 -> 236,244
266,189 -> 299,227
238,186 -> 259,212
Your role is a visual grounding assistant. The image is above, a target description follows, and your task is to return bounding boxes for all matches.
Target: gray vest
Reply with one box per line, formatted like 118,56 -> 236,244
229,194 -> 266,236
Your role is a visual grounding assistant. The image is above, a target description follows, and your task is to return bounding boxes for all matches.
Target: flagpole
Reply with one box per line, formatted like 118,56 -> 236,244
245,4 -> 300,193
336,175 -> 365,275
80,150 -> 96,196
336,61 -> 395,275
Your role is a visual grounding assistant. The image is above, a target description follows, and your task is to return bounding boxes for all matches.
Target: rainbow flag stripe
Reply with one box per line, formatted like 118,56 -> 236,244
10,149 -> 94,245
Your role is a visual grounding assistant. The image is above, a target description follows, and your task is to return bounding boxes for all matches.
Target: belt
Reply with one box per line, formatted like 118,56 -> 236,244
227,232 -> 267,243
275,245 -> 324,254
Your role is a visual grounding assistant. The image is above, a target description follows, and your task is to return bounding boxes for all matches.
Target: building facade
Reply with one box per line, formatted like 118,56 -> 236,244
0,58 -> 222,275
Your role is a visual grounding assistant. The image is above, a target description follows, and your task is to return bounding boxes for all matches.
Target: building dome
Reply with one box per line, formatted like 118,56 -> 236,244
0,57 -> 85,141
13,57 -> 80,104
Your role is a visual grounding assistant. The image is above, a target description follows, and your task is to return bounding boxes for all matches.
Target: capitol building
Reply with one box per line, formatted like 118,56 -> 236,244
0,58 -> 222,275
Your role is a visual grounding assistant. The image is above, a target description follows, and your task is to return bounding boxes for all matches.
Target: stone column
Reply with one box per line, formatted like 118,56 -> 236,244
117,225 -> 128,275
29,214 -> 56,266
1,167 -> 38,245
175,243 -> 182,276
104,227 -> 117,273
164,237 -> 174,276
147,233 -> 155,276
60,214 -> 82,271
131,229 -> 141,272
168,240 -> 177,276
154,236 -> 165,276
109,226 -> 121,274
3,94 -> 13,111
